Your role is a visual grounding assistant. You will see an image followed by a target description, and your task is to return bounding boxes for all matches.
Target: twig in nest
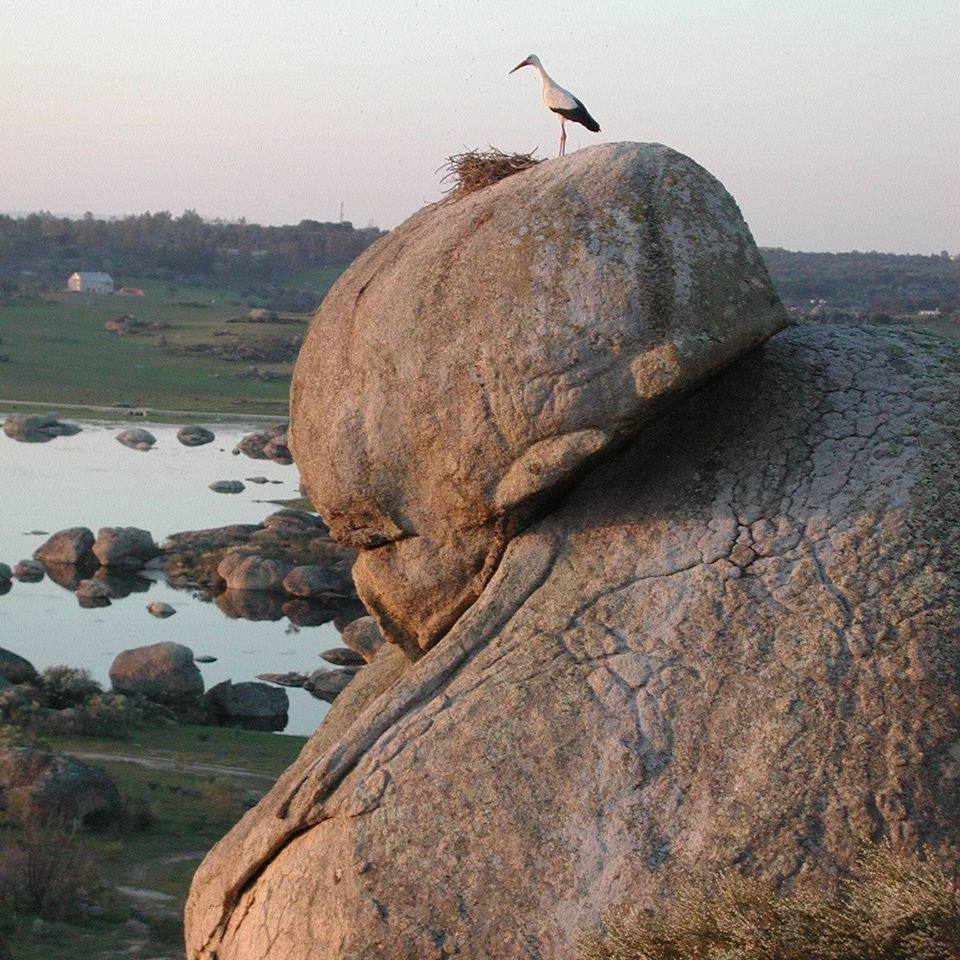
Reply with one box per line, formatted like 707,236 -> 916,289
441,148 -> 542,198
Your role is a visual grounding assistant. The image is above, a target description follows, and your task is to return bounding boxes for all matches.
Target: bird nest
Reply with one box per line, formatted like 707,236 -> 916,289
442,149 -> 541,198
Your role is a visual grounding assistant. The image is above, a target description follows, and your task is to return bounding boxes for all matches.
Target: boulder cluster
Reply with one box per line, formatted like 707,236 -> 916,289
7,525 -> 161,606
257,615 -> 385,704
163,509 -> 360,625
4,509 -> 360,625
231,423 -> 292,464
109,641 -> 290,730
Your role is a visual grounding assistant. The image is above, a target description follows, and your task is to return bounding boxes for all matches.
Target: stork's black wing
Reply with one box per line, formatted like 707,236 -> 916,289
550,97 -> 600,133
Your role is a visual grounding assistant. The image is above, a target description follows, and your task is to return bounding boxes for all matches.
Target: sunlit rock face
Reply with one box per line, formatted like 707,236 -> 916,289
187,322 -> 960,959
289,142 -> 787,655
185,144 -> 960,959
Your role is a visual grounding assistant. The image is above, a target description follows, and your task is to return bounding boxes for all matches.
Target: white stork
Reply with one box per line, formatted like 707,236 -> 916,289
509,54 -> 601,157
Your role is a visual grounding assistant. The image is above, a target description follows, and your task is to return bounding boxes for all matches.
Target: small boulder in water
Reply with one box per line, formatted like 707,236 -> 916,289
320,647 -> 365,668
77,578 -> 112,600
205,680 -> 289,731
3,413 -> 81,443
262,509 -> 324,533
246,476 -> 269,484
282,565 -> 339,599
195,655 -> 217,664
33,527 -> 95,566
256,671 -> 308,688
303,668 -> 354,703
92,527 -> 159,569
233,424 -> 292,465
177,425 -> 215,447
217,553 -> 292,592
0,563 -> 11,582
147,601 -> 176,618
109,641 -> 205,709
339,616 -> 386,663
209,480 -> 245,494
13,559 -> 44,582
116,427 -> 156,450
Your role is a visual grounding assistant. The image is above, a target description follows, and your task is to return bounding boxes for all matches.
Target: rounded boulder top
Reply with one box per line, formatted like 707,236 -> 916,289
109,640 -> 203,703
291,142 -> 788,654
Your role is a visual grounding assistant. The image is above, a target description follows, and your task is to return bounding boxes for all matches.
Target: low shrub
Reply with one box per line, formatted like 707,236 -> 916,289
122,794 -> 155,832
579,844 -> 960,960
0,821 -> 101,922
75,692 -> 143,736
144,909 -> 185,945
40,666 -> 101,709
23,692 -> 144,738
199,781 -> 239,821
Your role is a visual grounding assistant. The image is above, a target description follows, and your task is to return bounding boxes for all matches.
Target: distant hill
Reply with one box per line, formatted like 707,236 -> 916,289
762,248 -> 960,318
0,211 -> 384,312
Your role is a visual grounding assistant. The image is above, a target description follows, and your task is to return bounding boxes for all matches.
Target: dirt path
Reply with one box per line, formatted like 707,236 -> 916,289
117,850 -> 207,902
0,398 -> 284,421
70,751 -> 277,782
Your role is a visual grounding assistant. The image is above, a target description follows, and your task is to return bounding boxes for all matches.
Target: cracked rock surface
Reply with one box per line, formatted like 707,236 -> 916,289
290,142 -> 786,655
186,323 -> 960,959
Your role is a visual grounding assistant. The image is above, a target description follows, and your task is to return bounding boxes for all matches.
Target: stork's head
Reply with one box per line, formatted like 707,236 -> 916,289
509,54 -> 542,74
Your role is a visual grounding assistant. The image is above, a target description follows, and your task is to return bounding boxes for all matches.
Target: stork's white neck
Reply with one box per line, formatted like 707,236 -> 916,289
532,62 -> 558,93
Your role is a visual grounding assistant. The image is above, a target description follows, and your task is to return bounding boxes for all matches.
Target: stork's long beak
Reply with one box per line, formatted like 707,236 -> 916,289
508,59 -> 529,74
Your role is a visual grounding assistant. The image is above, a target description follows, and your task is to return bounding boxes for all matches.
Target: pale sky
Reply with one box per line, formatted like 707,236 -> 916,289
2,0 -> 958,253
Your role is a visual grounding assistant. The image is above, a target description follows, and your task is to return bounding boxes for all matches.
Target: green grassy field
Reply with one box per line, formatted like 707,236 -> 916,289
0,277 -> 342,416
3,724 -> 306,960
285,266 -> 344,296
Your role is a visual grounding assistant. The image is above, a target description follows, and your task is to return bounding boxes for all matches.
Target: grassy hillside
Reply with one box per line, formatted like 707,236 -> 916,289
0,279 -> 343,415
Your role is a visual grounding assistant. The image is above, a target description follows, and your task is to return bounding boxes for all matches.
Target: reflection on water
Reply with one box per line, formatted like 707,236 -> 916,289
0,418 -> 342,736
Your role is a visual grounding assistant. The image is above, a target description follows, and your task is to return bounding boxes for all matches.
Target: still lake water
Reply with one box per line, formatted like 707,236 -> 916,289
0,418 -> 340,736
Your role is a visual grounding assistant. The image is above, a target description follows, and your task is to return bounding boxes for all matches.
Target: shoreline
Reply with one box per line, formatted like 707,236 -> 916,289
0,398 -> 289,425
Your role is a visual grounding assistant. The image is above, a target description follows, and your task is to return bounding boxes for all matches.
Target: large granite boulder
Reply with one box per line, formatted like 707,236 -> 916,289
0,747 -> 124,830
205,680 -> 289,732
186,324 -> 960,959
33,526 -> 95,565
110,641 -> 204,711
0,648 -> 38,684
290,142 -> 787,655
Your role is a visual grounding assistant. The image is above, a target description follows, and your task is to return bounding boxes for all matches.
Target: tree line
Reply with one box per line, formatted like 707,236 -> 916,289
762,247 -> 960,317
0,210 -> 383,304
